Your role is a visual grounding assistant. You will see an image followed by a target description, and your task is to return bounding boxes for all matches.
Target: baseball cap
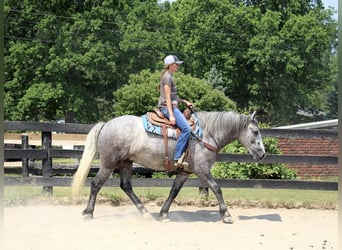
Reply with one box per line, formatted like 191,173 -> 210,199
164,55 -> 184,65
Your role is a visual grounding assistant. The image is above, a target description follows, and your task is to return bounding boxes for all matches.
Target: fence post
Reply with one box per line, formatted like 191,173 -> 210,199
42,131 -> 53,194
21,134 -> 29,177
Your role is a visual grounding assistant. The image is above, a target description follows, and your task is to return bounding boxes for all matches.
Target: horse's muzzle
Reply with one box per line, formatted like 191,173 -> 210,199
254,152 -> 266,161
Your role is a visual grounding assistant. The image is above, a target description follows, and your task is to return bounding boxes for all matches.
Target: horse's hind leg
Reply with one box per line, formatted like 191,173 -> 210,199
83,166 -> 112,218
119,162 -> 148,214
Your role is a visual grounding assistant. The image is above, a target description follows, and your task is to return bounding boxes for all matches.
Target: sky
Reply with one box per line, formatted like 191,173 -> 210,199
322,0 -> 338,20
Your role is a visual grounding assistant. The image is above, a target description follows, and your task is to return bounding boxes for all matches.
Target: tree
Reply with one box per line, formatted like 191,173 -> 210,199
4,0 -> 132,122
206,64 -> 226,93
4,1 -> 77,121
170,0 -> 337,125
112,70 -> 236,116
43,3 -> 122,122
118,0 -> 174,74
4,0 -> 336,125
13,83 -> 65,121
246,8 -> 336,123
326,55 -> 338,119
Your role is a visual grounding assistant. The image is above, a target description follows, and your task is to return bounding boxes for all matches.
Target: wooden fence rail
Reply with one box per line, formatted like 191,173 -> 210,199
4,121 -> 338,193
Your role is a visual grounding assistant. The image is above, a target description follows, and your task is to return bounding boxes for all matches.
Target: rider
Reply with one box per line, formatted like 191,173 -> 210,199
158,55 -> 193,168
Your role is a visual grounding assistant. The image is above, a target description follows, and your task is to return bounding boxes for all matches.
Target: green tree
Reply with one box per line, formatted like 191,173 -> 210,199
326,55 -> 338,119
206,64 -> 226,93
118,0 -> 174,74
170,0 -> 337,125
112,70 -> 236,116
13,83 -> 65,121
4,0 -> 336,125
5,0 -> 132,122
246,8 -> 336,123
43,4 -> 122,122
4,1 -> 77,121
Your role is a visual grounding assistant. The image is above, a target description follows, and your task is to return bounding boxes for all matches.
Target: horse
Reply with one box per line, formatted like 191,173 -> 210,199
71,111 -> 266,223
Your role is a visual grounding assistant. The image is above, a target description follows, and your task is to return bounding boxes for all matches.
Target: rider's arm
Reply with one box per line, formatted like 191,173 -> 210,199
164,84 -> 176,125
178,98 -> 194,108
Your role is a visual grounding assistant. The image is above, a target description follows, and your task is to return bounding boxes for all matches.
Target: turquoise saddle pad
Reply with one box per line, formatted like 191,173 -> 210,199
141,113 -> 203,139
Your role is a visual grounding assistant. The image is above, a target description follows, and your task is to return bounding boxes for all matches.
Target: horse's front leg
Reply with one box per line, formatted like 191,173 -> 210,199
159,170 -> 189,221
197,172 -> 233,224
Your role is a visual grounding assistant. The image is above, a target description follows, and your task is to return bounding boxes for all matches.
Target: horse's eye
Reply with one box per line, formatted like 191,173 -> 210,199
253,130 -> 259,136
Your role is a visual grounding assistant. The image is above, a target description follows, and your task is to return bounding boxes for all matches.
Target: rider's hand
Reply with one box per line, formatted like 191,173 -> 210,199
184,100 -> 194,109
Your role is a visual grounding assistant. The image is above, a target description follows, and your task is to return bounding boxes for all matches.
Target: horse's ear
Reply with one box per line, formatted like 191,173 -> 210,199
251,111 -> 256,120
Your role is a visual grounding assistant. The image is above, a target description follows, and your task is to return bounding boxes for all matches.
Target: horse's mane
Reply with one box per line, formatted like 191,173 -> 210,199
197,111 -> 248,136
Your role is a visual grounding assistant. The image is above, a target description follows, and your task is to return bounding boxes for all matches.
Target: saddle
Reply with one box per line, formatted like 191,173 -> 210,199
146,108 -> 196,172
147,107 -> 195,132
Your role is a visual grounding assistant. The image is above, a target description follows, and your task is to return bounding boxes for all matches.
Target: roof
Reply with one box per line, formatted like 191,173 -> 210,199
276,119 -> 338,129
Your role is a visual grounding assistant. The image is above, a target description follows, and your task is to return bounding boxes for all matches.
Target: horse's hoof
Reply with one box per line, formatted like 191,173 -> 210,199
223,216 -> 234,224
83,213 -> 94,220
160,217 -> 171,223
159,213 -> 171,223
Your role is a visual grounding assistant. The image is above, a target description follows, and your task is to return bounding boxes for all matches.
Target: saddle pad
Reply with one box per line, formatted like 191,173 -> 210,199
141,113 -> 203,139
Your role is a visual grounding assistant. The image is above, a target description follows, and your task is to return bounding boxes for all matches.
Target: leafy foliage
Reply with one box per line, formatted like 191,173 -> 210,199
211,133 -> 297,180
4,0 -> 337,125
14,83 -> 65,121
112,70 -> 236,116
326,55 -> 338,119
4,0 -> 129,122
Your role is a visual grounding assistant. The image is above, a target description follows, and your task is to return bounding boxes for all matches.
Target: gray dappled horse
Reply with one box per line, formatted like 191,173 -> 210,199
72,111 -> 266,223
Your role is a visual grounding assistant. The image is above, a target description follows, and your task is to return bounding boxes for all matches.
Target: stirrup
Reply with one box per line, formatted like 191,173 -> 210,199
174,153 -> 189,168
174,161 -> 189,168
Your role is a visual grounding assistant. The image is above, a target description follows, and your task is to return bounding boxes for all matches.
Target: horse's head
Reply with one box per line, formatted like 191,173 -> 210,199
238,111 -> 266,161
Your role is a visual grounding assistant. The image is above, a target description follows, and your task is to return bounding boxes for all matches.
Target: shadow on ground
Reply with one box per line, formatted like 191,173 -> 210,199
150,210 -> 221,222
238,213 -> 282,222
151,210 -> 282,223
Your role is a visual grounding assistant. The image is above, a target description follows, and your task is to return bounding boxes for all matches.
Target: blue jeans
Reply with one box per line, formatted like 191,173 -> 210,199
161,108 -> 191,160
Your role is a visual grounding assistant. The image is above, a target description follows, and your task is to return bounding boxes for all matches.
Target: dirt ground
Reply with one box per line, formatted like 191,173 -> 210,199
4,203 -> 337,250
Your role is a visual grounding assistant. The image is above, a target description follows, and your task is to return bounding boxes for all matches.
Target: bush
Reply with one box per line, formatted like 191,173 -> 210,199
211,137 -> 297,180
112,70 -> 236,116
151,172 -> 175,179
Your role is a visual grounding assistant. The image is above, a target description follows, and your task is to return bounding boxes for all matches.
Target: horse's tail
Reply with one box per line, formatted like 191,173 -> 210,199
71,122 -> 105,200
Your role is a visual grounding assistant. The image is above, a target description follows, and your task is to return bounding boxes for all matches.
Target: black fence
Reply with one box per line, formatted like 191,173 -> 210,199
4,121 -> 338,193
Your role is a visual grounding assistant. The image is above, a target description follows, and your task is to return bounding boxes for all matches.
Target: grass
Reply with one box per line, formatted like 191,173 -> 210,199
4,186 -> 338,210
300,176 -> 338,182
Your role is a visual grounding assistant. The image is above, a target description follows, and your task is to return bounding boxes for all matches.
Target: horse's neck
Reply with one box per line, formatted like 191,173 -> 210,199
199,112 -> 241,149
